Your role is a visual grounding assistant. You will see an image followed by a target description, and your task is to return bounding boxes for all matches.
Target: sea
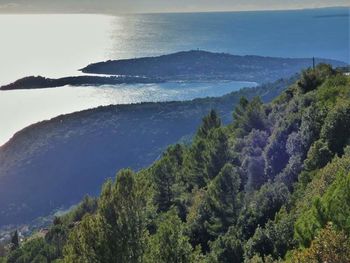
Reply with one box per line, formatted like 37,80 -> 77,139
0,7 -> 348,145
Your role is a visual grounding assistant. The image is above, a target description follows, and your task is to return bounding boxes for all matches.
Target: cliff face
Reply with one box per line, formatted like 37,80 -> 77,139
0,78 -> 291,226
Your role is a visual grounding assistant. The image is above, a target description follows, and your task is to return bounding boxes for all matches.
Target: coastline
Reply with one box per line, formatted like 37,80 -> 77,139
0,75 -> 164,90
2,50 -> 347,91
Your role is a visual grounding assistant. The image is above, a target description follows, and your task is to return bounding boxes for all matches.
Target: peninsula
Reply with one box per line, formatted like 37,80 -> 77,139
1,51 -> 346,90
0,75 -> 163,90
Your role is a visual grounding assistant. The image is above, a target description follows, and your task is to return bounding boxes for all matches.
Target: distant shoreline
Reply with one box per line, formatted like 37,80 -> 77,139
1,50 -> 347,91
0,75 -> 164,90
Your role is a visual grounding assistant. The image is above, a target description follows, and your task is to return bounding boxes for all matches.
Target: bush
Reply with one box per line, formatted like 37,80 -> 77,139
304,140 -> 333,171
298,64 -> 335,93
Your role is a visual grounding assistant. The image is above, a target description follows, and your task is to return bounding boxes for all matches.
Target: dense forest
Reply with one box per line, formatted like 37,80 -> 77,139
2,64 -> 350,262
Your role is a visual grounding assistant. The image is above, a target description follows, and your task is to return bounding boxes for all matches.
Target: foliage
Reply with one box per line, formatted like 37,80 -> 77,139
208,226 -> 244,263
5,68 -> 350,263
304,140 -> 332,171
63,169 -> 148,263
294,168 -> 350,246
297,64 -> 335,93
7,238 -> 56,263
290,223 -> 350,263
144,210 -> 195,263
10,232 -> 19,251
233,97 -> 267,136
61,196 -> 98,224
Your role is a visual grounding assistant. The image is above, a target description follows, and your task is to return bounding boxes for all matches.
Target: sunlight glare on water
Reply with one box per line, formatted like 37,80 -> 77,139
0,9 -> 348,145
0,14 -> 114,85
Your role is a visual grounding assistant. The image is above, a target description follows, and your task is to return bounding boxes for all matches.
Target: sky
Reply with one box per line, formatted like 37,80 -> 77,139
0,0 -> 349,13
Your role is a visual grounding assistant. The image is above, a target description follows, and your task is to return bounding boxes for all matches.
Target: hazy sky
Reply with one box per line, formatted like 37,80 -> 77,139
0,0 -> 349,13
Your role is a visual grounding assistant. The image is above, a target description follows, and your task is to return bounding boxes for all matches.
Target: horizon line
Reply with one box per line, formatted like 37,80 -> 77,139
0,5 -> 348,16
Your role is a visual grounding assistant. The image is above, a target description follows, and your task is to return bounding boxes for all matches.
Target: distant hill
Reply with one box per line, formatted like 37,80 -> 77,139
1,51 -> 345,90
81,50 -> 346,83
0,78 -> 293,226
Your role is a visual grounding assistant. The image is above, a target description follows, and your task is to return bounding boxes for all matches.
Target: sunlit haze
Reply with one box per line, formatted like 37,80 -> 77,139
0,9 -> 348,145
0,0 -> 348,13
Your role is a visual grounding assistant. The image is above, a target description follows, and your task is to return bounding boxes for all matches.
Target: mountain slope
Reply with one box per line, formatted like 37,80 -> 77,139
3,64 -> 350,262
0,79 -> 291,226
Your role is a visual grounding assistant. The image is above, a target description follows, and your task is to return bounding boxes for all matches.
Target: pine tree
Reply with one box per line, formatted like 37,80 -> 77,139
10,231 -> 19,251
145,210 -> 196,263
64,169 -> 147,263
197,109 -> 221,139
152,156 -> 176,212
233,97 -> 266,136
206,164 -> 241,237
207,128 -> 230,180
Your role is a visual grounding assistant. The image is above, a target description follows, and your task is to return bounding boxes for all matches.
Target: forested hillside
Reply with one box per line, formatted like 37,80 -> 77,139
0,78 -> 291,226
2,64 -> 350,262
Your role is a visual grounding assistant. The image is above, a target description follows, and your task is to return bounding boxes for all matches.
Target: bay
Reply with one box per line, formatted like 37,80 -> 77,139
0,7 -> 348,145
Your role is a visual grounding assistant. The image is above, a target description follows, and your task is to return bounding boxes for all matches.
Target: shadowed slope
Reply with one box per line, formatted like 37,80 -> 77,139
0,78 -> 291,226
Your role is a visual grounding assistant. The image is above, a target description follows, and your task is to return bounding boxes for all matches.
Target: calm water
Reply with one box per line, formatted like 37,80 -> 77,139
0,7 -> 348,145
0,8 -> 348,84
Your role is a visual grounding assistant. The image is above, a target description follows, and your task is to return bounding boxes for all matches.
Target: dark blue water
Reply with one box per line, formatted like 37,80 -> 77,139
110,7 -> 349,63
